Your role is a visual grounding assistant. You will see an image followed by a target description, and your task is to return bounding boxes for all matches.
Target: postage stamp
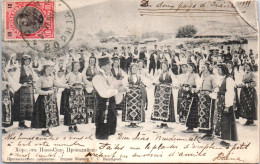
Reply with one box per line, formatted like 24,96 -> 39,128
3,1 -> 55,40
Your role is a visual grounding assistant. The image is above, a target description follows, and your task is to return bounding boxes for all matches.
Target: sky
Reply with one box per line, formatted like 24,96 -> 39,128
60,0 -> 257,37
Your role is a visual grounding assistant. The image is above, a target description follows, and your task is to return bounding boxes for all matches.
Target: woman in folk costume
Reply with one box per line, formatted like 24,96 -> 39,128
2,57 -> 21,133
178,52 -> 188,74
122,63 -> 150,128
120,46 -> 128,72
31,62 -> 70,137
32,55 -> 41,76
197,62 -> 218,140
13,54 -> 36,129
2,57 -> 13,133
92,57 -> 127,140
53,57 -> 66,113
65,64 -> 72,76
60,63 -> 72,115
111,56 -> 128,112
83,54 -> 99,123
55,56 -> 66,80
62,61 -> 91,132
6,53 -> 20,80
177,63 -> 189,122
152,62 -> 177,128
238,62 -> 258,125
137,59 -> 153,110
213,64 -> 238,146
226,60 -> 240,119
178,63 -> 200,133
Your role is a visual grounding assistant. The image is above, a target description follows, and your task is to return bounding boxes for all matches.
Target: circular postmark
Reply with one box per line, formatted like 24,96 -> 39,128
19,0 -> 76,53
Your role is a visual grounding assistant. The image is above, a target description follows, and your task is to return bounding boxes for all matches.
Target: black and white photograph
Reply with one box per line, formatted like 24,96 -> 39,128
1,0 -> 259,163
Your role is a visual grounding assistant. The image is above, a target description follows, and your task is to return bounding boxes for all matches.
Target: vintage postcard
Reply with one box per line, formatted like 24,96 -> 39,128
1,0 -> 259,163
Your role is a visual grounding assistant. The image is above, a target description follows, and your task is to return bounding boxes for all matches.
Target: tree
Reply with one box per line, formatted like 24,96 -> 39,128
176,25 -> 198,38
95,30 -> 115,39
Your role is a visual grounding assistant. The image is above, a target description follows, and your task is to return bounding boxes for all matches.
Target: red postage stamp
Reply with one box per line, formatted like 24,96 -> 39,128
4,1 -> 55,40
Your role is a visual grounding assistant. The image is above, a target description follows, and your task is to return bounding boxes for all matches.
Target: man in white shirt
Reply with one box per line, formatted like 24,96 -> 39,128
92,57 -> 127,140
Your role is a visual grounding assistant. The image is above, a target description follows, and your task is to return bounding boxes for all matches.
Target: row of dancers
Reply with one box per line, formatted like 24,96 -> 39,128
2,46 -> 258,145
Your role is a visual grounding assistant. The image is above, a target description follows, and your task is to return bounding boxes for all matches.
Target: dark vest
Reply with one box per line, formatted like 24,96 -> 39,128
128,75 -> 141,85
139,52 -> 146,59
159,72 -> 172,84
94,73 -> 116,112
85,66 -> 96,81
20,66 -> 33,84
228,69 -> 235,80
218,77 -> 227,96
111,67 -> 123,80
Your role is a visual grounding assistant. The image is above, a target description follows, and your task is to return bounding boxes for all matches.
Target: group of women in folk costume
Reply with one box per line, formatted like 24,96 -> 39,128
2,45 -> 258,144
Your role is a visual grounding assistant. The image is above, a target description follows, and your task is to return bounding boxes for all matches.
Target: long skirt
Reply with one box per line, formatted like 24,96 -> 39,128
95,96 -> 117,140
2,89 -> 14,127
85,90 -> 97,123
177,88 -> 185,116
115,95 -> 126,111
186,92 -> 199,129
214,94 -> 238,141
13,85 -> 34,121
31,88 -> 59,128
198,91 -> 215,133
60,88 -> 69,115
64,86 -> 88,126
122,85 -> 145,123
240,87 -> 258,120
179,89 -> 191,123
152,84 -> 175,122
234,88 -> 241,119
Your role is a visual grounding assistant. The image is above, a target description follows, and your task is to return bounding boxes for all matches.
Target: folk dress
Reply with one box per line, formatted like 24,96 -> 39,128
31,76 -> 62,128
122,75 -> 146,123
197,73 -> 217,134
84,65 -> 99,123
62,72 -> 88,126
214,76 -> 238,141
239,71 -> 258,121
178,73 -> 200,129
13,66 -> 35,121
152,71 -> 176,122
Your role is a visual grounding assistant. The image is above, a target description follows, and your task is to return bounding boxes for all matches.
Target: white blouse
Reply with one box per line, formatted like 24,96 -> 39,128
216,75 -> 235,107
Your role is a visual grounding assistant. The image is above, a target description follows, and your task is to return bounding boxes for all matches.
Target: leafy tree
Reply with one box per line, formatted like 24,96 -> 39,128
95,30 -> 115,38
176,25 -> 197,38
